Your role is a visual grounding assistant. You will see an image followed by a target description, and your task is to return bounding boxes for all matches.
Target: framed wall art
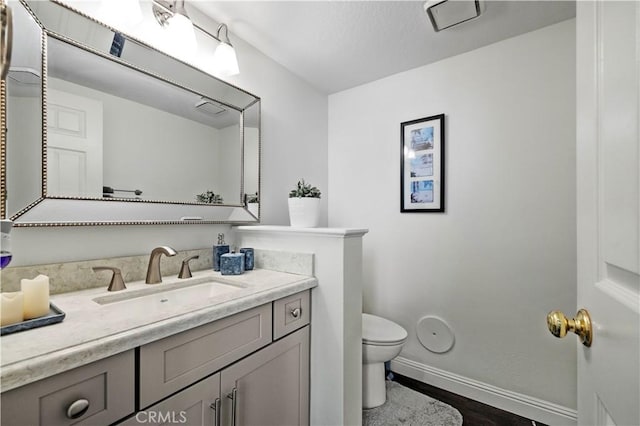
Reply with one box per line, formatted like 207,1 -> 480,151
400,114 -> 445,212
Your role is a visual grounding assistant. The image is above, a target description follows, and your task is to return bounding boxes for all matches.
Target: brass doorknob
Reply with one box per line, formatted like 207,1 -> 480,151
547,308 -> 592,347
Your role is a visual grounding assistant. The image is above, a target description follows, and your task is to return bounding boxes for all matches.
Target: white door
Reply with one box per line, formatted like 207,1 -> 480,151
47,88 -> 103,198
575,1 -> 639,425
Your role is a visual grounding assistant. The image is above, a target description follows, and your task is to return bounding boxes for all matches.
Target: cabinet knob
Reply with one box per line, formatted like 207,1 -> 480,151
66,398 -> 90,419
290,308 -> 301,319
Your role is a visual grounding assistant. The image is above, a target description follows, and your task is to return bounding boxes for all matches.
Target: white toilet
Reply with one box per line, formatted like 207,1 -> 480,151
362,313 -> 408,409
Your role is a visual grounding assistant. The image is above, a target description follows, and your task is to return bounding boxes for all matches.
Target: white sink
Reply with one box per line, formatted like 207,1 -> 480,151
93,280 -> 243,307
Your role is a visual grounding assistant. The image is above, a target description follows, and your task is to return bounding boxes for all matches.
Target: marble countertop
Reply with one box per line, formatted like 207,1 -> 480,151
0,269 -> 317,393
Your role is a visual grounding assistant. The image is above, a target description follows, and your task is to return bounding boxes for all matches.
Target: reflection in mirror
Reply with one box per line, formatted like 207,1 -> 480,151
3,0 -> 261,225
6,0 -> 42,219
244,102 -> 260,218
46,36 -> 242,204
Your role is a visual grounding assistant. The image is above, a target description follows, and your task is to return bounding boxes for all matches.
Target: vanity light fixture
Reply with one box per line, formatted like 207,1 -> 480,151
152,0 -> 197,59
424,0 -> 482,32
211,23 -> 239,77
152,0 -> 239,76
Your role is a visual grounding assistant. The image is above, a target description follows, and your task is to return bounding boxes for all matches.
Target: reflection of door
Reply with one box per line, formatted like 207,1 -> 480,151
47,89 -> 103,197
575,1 -> 639,425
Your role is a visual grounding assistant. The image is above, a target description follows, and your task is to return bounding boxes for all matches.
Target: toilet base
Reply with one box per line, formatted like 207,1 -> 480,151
362,362 -> 386,409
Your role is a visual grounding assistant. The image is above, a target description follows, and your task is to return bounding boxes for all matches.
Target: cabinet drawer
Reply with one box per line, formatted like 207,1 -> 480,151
139,304 -> 272,408
0,350 -> 134,426
273,290 -> 310,340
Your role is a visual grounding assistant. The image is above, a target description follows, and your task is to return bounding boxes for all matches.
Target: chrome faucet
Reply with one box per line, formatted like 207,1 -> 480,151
146,246 -> 177,284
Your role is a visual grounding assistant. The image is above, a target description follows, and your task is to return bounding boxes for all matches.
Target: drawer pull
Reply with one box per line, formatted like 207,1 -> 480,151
66,398 -> 90,419
227,388 -> 238,426
290,308 -> 301,319
209,397 -> 221,426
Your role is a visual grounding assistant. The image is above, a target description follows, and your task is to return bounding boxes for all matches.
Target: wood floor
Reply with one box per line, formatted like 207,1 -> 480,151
392,372 -> 548,426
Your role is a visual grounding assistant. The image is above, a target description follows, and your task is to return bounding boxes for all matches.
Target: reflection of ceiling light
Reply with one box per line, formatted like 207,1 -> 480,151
152,0 -> 197,60
195,97 -> 227,116
424,0 -> 481,32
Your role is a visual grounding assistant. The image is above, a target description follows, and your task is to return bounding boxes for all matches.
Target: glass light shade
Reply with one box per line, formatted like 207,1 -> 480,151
212,42 -> 239,77
97,0 -> 143,30
166,13 -> 197,60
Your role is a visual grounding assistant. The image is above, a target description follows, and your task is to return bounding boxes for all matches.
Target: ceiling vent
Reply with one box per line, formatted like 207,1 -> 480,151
424,0 -> 482,32
195,97 -> 227,116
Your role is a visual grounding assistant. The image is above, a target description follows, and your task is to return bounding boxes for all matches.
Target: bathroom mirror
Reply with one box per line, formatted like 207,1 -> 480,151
2,0 -> 261,225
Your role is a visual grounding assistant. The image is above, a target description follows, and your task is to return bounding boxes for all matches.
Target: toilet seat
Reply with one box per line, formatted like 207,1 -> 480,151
362,313 -> 408,346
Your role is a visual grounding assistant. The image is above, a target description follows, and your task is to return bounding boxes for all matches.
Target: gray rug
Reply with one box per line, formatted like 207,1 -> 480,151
363,381 -> 463,426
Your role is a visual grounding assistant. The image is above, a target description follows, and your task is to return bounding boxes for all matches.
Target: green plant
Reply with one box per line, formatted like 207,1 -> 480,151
289,179 -> 321,198
196,190 -> 223,204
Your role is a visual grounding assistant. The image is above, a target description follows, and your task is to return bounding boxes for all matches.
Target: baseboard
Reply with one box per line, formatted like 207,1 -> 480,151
390,357 -> 577,426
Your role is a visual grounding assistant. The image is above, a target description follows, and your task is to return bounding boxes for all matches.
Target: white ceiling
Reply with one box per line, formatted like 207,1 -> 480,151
193,1 -> 576,94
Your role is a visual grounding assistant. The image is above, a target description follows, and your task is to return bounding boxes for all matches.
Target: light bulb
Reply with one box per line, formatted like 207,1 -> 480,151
212,41 -> 239,77
166,13 -> 197,60
97,0 -> 143,30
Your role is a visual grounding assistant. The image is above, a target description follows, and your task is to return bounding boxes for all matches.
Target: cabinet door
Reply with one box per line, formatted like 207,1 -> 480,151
221,326 -> 309,426
119,374 -> 221,426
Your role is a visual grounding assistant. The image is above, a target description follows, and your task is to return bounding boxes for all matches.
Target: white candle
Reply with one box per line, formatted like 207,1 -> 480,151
1,292 -> 24,326
21,274 -> 50,319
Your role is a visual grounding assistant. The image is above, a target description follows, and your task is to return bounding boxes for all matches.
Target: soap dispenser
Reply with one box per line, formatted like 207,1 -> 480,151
213,233 -> 230,271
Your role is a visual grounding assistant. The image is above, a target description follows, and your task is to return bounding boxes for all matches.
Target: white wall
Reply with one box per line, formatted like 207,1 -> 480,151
328,20 -> 577,416
50,78 -> 224,202
8,1 -> 327,266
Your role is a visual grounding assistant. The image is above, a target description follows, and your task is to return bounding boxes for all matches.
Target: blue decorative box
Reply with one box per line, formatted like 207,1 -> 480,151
220,253 -> 245,275
239,248 -> 254,270
213,244 -> 230,271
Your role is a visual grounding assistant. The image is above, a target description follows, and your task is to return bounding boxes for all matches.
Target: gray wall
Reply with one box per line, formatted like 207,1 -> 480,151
328,20 -> 577,412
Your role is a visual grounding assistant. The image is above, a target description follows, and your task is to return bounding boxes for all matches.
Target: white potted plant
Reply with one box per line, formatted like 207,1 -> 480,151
288,179 -> 321,227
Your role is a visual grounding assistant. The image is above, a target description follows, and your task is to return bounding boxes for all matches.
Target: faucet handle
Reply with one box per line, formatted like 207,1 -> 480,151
178,255 -> 200,279
92,266 -> 126,292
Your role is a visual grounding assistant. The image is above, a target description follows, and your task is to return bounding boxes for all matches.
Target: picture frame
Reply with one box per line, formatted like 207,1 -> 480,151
400,114 -> 445,212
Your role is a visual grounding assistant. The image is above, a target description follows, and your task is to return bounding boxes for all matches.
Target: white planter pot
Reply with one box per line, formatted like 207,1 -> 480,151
247,202 -> 259,217
288,197 -> 320,228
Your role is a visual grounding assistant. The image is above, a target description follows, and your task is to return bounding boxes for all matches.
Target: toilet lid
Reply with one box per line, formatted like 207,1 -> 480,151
362,313 -> 408,345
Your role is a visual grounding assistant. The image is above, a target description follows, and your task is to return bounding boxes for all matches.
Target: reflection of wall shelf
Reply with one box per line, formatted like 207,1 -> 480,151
103,186 -> 143,199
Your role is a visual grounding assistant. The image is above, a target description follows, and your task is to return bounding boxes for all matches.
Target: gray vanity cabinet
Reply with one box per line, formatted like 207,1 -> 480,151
0,290 -> 311,426
221,326 -> 310,426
